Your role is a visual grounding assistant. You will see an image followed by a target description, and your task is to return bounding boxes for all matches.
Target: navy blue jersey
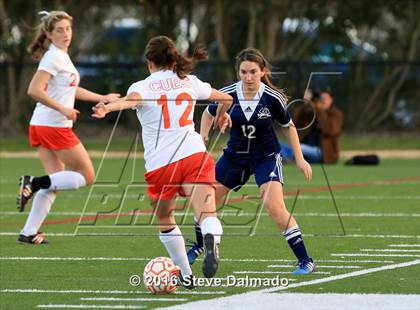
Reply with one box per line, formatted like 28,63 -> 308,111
207,81 -> 291,159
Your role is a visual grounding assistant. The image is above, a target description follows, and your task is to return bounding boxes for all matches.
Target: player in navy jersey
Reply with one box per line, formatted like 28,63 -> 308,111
187,48 -> 315,274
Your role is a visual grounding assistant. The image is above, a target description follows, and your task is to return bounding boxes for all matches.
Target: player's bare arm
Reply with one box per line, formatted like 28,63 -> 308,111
92,92 -> 142,118
27,70 -> 80,121
76,86 -> 120,103
200,110 -> 232,142
208,89 -> 233,129
281,124 -> 312,182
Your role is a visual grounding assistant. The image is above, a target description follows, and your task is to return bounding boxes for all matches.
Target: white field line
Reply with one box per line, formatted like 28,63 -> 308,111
264,259 -> 420,293
304,234 -> 420,239
389,244 -> 420,247
0,289 -> 225,295
0,256 -> 395,264
80,297 -> 187,302
161,293 -> 420,310
0,192 -> 419,200
0,211 -> 99,216
232,271 -> 332,275
267,264 -> 361,269
2,211 -> 420,217
332,253 -> 420,258
0,256 -> 151,261
160,260 -> 420,310
361,248 -> 420,253
0,231 -> 419,239
37,305 -> 144,309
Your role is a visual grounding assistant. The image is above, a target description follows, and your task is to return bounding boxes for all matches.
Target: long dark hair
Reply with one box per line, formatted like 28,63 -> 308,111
235,47 -> 286,97
27,11 -> 73,60
145,36 -> 208,79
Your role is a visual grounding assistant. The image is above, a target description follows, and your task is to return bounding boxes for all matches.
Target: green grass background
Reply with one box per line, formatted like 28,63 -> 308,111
0,155 -> 419,309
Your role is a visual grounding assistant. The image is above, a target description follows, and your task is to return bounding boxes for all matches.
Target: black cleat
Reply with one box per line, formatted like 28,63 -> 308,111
18,232 -> 48,244
17,175 -> 34,212
202,234 -> 219,278
178,274 -> 195,290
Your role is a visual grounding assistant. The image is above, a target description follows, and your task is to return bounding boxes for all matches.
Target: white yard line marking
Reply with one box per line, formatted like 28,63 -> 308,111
309,259 -> 394,263
0,256 -> 395,264
267,264 -> 361,269
0,211 -> 98,216
305,234 -> 420,239
389,244 -> 420,247
265,259 -> 420,293
0,256 -> 152,261
361,248 -> 420,253
161,292 -> 420,310
37,305 -> 144,309
0,289 -> 225,295
1,231 -> 418,239
161,260 -> 420,310
0,192 -> 419,200
332,253 -> 420,258
232,271 -> 332,275
0,232 -> 77,236
80,297 -> 187,302
2,211 -> 420,217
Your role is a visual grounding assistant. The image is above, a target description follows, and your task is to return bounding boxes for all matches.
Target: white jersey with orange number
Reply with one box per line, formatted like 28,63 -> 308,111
127,70 -> 212,172
30,44 -> 80,128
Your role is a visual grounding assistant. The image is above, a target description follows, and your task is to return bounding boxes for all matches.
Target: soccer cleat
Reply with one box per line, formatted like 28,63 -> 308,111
292,258 -> 315,275
202,234 -> 219,278
17,175 -> 34,212
18,232 -> 48,245
186,241 -> 204,265
178,274 -> 195,290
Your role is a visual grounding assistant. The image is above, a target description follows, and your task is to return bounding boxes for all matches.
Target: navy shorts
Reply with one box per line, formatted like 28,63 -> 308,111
215,151 -> 284,191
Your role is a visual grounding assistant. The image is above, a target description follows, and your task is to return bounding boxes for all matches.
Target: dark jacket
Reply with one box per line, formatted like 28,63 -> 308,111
292,104 -> 344,163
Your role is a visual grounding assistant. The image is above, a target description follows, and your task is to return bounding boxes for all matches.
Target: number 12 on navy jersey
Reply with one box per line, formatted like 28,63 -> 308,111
241,125 -> 256,139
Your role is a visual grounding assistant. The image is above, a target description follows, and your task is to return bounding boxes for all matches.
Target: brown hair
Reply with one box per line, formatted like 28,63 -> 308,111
235,47 -> 286,97
145,36 -> 208,79
27,11 -> 73,60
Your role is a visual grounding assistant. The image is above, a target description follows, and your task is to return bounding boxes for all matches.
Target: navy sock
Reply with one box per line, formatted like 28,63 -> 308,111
32,175 -> 51,192
194,221 -> 203,247
284,226 -> 310,261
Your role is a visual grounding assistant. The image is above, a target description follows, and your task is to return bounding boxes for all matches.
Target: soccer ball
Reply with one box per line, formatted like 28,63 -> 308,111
143,257 -> 180,294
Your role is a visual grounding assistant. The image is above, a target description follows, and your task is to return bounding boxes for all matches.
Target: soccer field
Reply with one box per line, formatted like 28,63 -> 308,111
0,156 -> 419,309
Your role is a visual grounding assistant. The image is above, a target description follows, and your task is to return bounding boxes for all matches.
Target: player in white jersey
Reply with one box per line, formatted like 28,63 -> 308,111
16,11 -> 120,244
92,36 -> 233,283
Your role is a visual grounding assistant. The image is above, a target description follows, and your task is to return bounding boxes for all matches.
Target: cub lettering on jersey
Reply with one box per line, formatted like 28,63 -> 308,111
150,76 -> 192,91
126,70 -> 212,172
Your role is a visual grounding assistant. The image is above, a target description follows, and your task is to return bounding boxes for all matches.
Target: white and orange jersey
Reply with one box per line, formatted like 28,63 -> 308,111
127,70 -> 212,172
30,43 -> 80,128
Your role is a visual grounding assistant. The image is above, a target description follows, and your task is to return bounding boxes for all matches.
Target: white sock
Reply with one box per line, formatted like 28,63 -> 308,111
159,226 -> 192,277
200,216 -> 223,244
21,189 -> 56,236
49,171 -> 86,191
